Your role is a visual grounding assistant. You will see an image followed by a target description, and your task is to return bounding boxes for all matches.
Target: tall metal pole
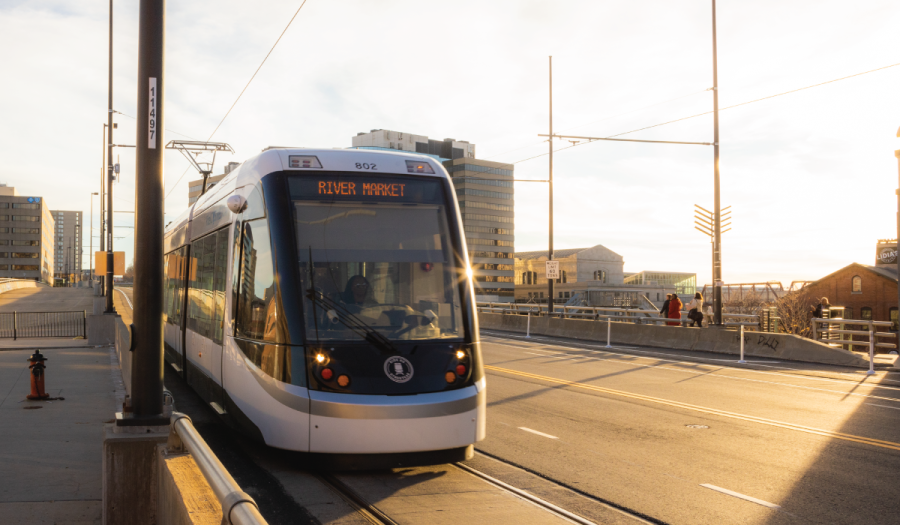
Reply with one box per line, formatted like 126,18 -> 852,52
548,56 -> 554,310
131,0 -> 166,418
895,126 -> 900,328
100,127 -> 106,295
711,0 -> 723,326
105,0 -> 115,313
90,193 -> 97,282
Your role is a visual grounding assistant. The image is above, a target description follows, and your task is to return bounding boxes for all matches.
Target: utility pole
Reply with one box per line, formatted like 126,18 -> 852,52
548,56 -> 554,310
895,126 -> 900,326
131,0 -> 166,419
105,0 -> 115,313
711,0 -> 723,326
90,193 -> 97,283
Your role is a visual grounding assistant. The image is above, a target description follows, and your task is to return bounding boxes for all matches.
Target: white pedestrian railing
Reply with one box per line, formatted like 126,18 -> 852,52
812,318 -> 897,375
477,302 -> 763,330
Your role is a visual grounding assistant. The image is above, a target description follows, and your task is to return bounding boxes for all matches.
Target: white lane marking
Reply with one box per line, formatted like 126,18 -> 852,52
700,484 -> 780,509
867,403 -> 900,410
484,333 -> 900,393
115,288 -> 133,309
518,427 -> 559,439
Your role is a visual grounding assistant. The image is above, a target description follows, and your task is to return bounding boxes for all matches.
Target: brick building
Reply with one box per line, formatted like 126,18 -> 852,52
803,263 -> 898,329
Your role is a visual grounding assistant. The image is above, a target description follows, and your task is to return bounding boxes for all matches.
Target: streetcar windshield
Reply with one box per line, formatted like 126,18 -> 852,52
289,174 -> 465,342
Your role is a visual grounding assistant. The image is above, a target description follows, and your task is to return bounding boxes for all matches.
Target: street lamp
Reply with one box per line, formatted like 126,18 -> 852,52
90,192 -> 98,284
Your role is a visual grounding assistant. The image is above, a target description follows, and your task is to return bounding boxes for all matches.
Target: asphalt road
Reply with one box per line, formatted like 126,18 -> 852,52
113,286 -> 900,523
476,330 -> 900,524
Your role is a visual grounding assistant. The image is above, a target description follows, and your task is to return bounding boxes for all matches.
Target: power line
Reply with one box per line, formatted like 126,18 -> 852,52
164,0 -> 310,200
510,60 -> 900,165
484,88 -> 709,161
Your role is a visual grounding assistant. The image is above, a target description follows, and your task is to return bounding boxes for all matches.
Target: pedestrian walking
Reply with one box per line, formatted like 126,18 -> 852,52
667,294 -> 683,326
685,292 -> 704,327
660,294 -> 671,320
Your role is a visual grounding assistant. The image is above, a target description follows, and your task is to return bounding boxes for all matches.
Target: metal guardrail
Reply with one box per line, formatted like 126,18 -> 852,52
812,317 -> 897,375
477,302 -> 764,329
168,413 -> 268,525
0,311 -> 87,339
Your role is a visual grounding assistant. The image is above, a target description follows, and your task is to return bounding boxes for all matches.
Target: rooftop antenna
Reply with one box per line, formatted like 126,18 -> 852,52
165,140 -> 234,197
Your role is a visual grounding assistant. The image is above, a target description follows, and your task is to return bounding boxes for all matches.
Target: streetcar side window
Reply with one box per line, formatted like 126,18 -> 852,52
235,218 -> 279,342
187,230 -> 229,343
212,229 -> 229,343
164,247 -> 187,327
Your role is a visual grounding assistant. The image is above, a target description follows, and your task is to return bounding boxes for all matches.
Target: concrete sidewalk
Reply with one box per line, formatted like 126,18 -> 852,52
0,342 -> 123,525
0,338 -> 93,351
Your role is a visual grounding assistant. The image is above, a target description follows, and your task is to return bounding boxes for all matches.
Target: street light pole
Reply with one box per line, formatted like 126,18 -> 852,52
711,0 -> 723,326
548,56 -> 554,310
90,192 -> 97,283
895,126 -> 900,326
131,0 -> 166,419
105,0 -> 116,313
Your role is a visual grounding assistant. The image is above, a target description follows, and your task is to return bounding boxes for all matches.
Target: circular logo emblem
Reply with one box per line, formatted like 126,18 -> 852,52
26,197 -> 33,203
384,356 -> 414,383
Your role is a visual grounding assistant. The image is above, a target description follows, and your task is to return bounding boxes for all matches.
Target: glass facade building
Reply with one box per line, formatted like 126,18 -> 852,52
50,210 -> 83,282
350,130 -> 515,301
624,271 -> 697,295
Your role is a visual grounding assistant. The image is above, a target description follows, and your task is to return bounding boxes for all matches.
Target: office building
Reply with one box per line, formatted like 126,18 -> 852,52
0,185 -> 55,283
50,210 -> 84,282
351,130 -> 514,301
188,162 -> 241,205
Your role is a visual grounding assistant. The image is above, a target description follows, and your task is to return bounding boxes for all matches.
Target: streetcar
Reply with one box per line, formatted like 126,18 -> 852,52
162,147 -> 485,467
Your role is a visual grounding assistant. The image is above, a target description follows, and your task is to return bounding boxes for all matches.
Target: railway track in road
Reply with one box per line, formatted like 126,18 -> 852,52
315,455 -> 658,525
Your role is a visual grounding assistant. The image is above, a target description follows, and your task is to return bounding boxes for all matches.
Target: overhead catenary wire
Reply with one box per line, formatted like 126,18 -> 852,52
164,0 -> 310,200
509,60 -> 900,166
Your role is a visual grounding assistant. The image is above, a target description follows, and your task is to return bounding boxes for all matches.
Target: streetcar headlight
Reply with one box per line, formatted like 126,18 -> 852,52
456,350 -> 465,360
315,353 -> 326,364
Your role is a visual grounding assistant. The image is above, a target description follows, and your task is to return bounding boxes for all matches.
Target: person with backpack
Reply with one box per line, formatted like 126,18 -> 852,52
684,292 -> 704,327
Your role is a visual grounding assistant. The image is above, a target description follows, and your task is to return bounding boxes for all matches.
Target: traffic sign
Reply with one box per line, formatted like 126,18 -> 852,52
546,260 -> 560,280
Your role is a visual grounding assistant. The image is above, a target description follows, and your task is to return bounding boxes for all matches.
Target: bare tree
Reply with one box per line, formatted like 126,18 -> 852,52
723,288 -> 769,315
124,261 -> 135,282
773,289 -> 815,337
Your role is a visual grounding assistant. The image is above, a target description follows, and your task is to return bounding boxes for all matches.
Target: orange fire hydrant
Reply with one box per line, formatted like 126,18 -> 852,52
27,350 -> 49,400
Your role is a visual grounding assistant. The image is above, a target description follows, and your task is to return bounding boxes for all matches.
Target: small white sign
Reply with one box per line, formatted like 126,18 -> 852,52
545,260 -> 560,280
148,77 -> 157,149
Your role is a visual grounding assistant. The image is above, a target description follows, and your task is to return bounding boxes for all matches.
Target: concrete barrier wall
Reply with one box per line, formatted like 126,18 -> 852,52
479,313 -> 871,368
114,317 -> 132,396
156,445 -> 222,525
0,279 -> 39,294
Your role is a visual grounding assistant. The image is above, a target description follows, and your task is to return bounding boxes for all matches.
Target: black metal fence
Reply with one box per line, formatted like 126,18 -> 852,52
0,311 -> 87,339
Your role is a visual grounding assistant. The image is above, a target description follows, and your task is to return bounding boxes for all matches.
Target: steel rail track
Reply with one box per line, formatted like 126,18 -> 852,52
467,450 -> 665,525
314,472 -> 398,525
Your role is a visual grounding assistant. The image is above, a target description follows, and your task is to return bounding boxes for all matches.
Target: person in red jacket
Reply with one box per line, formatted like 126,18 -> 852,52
667,294 -> 683,326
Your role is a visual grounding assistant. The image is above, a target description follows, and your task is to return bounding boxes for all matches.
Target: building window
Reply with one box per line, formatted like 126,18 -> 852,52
12,216 -> 39,222
851,275 -> 862,293
593,270 -> 607,283
11,265 -> 38,271
861,307 -> 873,321
12,203 -> 39,210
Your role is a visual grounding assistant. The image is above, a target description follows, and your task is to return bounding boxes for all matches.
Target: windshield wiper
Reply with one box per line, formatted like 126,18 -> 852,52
305,288 -> 398,355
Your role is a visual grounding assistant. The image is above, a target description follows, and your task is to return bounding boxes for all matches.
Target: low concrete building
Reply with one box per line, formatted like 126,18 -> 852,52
187,162 -> 241,205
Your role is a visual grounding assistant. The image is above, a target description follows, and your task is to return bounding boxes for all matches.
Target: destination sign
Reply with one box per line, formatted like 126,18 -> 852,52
289,174 -> 444,204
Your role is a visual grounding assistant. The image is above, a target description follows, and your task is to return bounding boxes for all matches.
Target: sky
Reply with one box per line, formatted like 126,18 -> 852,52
1,0 -> 899,287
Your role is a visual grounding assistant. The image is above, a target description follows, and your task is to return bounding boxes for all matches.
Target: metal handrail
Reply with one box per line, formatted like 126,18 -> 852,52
169,413 -> 268,525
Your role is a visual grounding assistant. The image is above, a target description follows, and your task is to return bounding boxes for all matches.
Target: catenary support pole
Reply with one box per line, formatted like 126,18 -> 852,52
548,56 -> 554,312
105,0 -> 115,313
738,324 -> 746,363
711,0 -> 723,326
526,311 -> 531,339
130,0 -> 166,418
895,128 -> 900,336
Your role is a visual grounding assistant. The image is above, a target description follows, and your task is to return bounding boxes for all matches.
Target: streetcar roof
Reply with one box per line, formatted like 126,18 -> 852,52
164,148 -> 450,250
